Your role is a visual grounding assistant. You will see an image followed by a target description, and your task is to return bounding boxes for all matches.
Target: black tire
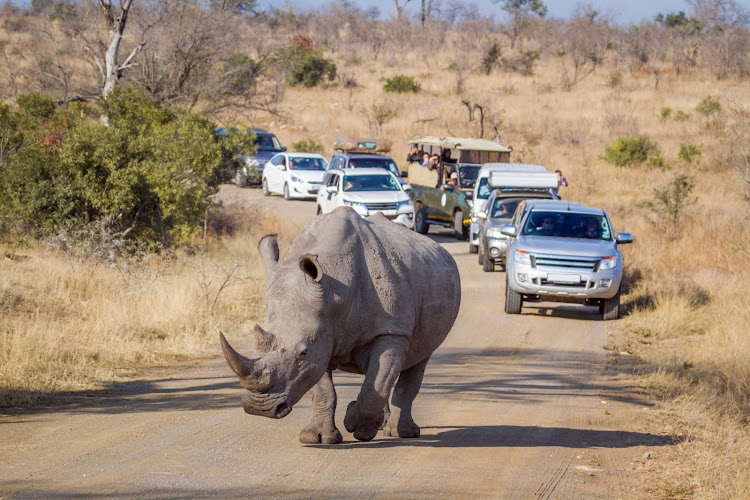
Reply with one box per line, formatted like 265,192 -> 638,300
478,249 -> 484,265
483,254 -> 494,272
414,205 -> 429,234
454,211 -> 467,241
235,170 -> 247,188
283,183 -> 290,200
505,276 -> 523,314
316,205 -> 322,215
601,288 -> 621,320
469,243 -> 478,254
262,178 -> 270,196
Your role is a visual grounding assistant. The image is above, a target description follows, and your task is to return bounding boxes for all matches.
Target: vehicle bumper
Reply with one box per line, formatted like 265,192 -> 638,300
470,221 -> 480,245
353,207 -> 415,229
507,266 -> 622,300
290,182 -> 322,199
484,237 -> 509,262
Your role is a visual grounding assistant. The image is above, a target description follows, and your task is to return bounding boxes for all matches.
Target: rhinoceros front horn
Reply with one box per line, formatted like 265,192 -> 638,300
219,332 -> 271,392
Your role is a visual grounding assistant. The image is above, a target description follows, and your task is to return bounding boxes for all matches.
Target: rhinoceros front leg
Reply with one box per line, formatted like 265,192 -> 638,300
382,356 -> 429,438
344,335 -> 408,442
299,369 -> 342,444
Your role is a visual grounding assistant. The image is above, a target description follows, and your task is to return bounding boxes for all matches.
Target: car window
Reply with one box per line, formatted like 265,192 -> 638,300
491,199 -> 519,218
343,174 -> 400,192
476,177 -> 492,199
254,133 -> 283,152
457,166 -> 480,189
289,157 -> 326,171
523,211 -> 612,239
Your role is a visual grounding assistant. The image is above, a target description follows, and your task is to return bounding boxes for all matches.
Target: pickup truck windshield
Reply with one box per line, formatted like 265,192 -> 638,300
523,212 -> 612,240
458,165 -> 480,189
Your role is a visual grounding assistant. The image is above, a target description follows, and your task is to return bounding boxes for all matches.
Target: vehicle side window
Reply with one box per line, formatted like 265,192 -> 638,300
328,174 -> 339,187
322,172 -> 331,184
330,157 -> 342,170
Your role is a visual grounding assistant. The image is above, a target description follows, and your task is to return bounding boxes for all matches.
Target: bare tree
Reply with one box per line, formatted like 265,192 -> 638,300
392,0 -> 411,21
557,5 -> 612,90
98,0 -> 146,96
494,0 -> 547,49
419,0 -> 435,27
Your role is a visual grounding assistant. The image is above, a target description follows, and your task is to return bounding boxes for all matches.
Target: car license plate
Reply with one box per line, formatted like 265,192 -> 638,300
546,273 -> 580,284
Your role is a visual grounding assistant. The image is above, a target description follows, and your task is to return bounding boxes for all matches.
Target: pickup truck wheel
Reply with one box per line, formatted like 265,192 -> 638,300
505,276 -> 523,314
414,205 -> 429,234
469,243 -> 478,254
478,249 -> 484,265
483,254 -> 494,272
454,212 -> 467,241
601,288 -> 621,320
283,183 -> 291,200
262,178 -> 270,196
235,170 -> 247,188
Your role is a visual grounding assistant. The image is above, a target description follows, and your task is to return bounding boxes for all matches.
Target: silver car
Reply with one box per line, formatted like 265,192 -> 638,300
502,200 -> 633,320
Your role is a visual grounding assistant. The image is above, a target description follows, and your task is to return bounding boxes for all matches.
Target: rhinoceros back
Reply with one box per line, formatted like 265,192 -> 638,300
282,207 -> 460,362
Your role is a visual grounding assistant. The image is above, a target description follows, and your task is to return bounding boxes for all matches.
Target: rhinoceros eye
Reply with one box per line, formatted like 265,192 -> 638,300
295,342 -> 308,360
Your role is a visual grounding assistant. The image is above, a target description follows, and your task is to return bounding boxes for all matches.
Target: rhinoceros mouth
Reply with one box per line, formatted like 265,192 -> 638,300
242,391 -> 291,419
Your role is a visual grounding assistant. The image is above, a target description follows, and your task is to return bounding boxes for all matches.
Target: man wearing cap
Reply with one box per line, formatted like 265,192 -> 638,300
443,172 -> 458,190
406,144 -> 422,164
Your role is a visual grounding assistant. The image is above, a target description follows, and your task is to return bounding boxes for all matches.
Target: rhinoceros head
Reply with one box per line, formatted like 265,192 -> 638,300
220,234 -> 333,419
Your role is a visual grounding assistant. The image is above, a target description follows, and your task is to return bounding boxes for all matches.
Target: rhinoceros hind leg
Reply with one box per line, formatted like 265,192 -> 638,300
299,369 -> 342,445
382,356 -> 429,438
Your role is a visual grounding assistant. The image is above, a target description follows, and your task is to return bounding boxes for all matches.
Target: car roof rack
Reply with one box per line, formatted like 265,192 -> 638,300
333,136 -> 392,154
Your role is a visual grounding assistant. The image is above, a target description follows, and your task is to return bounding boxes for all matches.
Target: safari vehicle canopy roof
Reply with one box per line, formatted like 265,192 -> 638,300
334,136 -> 392,154
409,136 -> 512,153
489,170 -> 559,190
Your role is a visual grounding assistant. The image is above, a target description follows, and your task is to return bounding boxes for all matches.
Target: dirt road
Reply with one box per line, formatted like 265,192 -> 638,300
0,186 -> 674,499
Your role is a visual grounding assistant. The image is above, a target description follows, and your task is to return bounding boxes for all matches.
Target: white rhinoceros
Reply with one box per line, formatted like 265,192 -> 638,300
220,206 -> 461,443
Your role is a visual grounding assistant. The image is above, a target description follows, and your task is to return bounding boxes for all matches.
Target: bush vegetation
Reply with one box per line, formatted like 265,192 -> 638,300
602,135 -> 661,166
382,74 -> 422,94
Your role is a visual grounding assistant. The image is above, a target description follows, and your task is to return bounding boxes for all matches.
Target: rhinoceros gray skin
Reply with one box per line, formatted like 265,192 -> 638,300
220,206 -> 460,444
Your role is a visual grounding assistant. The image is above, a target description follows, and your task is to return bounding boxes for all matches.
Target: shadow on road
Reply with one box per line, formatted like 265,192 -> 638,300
314,424 -> 680,450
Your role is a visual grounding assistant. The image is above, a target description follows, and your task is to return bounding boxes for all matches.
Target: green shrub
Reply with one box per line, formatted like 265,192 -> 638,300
674,110 -> 690,121
602,135 -> 660,166
678,143 -> 702,165
660,107 -> 672,120
482,41 -> 502,75
0,88 -> 224,246
277,45 -> 336,88
292,138 -> 325,155
696,95 -> 721,116
608,71 -> 623,88
638,173 -> 697,239
383,74 -> 421,94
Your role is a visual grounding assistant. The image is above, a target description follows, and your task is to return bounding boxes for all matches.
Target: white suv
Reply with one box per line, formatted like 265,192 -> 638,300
316,168 -> 414,228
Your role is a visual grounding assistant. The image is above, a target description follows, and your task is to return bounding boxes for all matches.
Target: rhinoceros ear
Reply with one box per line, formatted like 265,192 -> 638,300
258,234 -> 279,281
299,254 -> 323,283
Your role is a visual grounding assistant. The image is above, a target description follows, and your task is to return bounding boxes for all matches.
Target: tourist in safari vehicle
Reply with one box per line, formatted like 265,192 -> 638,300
405,135 -> 512,240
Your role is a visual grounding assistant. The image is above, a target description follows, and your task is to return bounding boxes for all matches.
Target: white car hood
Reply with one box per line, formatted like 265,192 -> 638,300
341,191 -> 409,204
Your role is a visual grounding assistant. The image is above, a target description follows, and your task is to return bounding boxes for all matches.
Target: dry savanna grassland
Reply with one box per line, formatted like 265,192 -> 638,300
1,4 -> 749,498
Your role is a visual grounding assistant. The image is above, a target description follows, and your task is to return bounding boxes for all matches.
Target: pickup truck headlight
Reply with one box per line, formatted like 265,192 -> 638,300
486,227 -> 504,239
397,199 -> 413,212
246,158 -> 261,167
599,256 -> 617,270
343,200 -> 367,213
513,250 -> 531,265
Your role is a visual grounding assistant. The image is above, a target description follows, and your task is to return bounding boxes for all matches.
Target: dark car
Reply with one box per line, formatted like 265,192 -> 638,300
235,129 -> 286,187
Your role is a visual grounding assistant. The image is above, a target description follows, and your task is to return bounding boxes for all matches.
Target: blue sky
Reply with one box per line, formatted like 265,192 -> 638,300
262,0 -> 701,24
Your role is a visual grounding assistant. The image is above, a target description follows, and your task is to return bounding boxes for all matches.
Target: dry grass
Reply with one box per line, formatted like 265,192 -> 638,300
0,205 -> 296,406
2,13 -> 750,496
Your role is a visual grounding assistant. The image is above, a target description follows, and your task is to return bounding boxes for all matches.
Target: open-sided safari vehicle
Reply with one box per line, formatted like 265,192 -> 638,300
406,135 -> 512,239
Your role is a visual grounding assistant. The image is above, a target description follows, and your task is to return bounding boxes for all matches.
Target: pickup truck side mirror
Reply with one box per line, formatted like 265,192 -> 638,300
500,224 -> 517,237
616,232 -> 634,244
281,146 -> 287,152
477,212 -> 487,220
442,184 -> 455,191
326,185 -> 338,194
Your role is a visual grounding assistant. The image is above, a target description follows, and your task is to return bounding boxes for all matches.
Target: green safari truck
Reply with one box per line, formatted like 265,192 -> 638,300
406,135 -> 512,239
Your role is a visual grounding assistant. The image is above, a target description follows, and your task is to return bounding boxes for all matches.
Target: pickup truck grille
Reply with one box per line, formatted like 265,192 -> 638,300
365,202 -> 398,211
531,253 -> 599,271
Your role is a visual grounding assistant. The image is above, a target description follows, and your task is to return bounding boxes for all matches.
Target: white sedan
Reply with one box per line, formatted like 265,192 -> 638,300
262,153 -> 328,200
316,168 -> 414,229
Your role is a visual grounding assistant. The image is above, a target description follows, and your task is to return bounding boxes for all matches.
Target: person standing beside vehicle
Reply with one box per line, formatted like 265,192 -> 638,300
553,169 -> 568,198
